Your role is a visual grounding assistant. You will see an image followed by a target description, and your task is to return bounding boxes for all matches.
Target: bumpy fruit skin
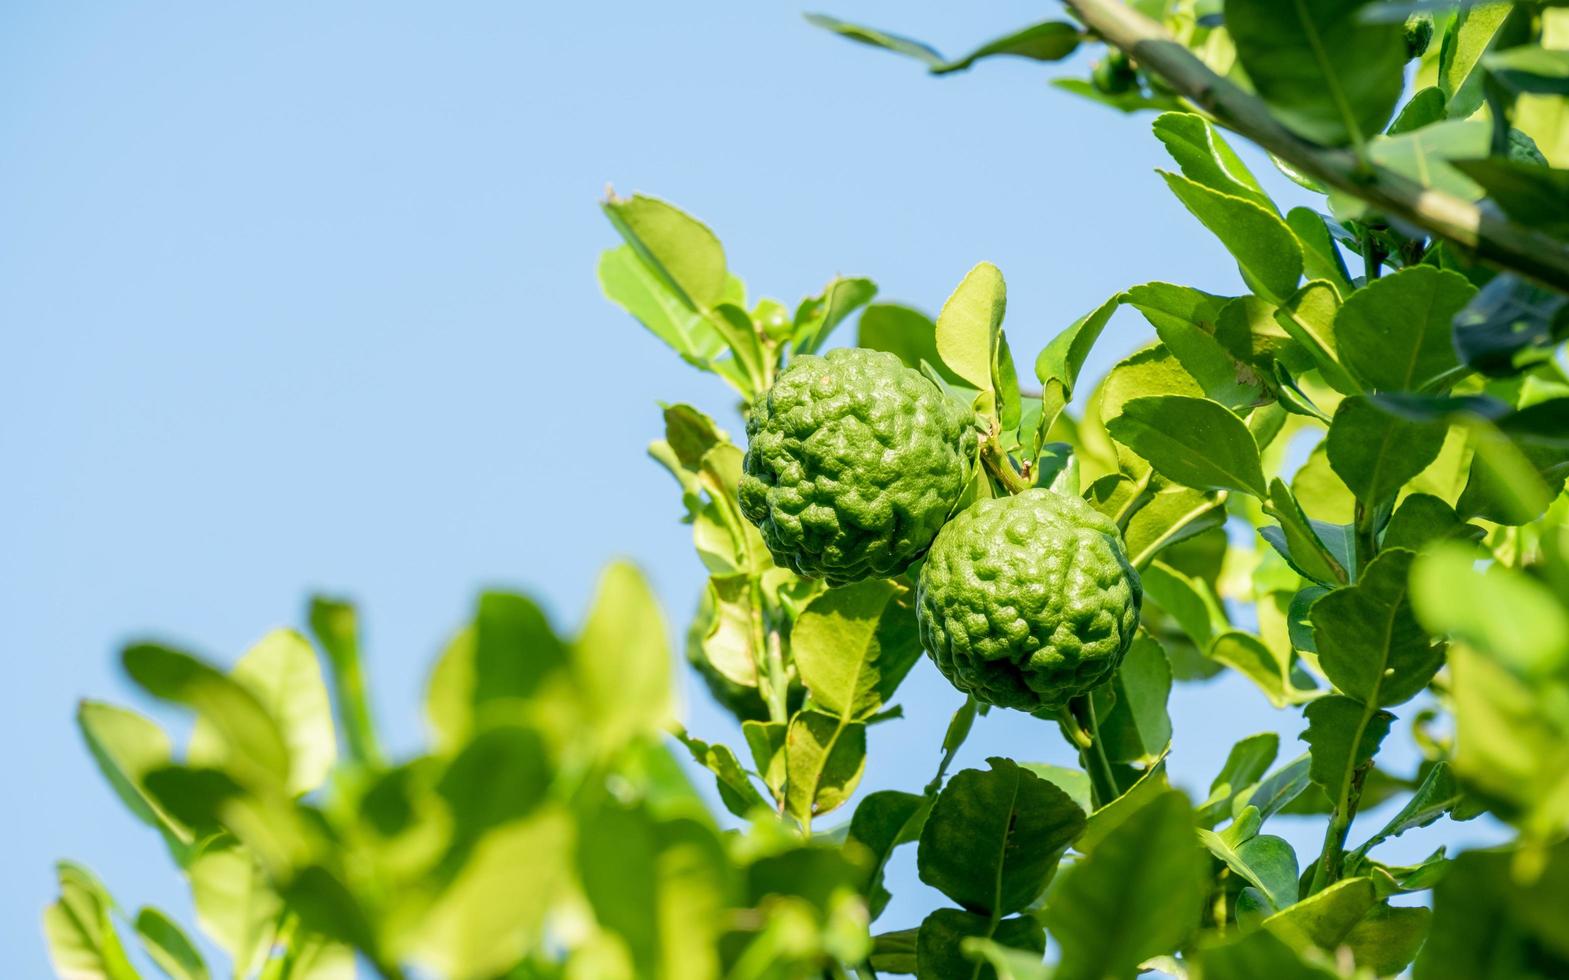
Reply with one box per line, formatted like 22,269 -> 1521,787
740,347 -> 977,586
917,489 -> 1142,712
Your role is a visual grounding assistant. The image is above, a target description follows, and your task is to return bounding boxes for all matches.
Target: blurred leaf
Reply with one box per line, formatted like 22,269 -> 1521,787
1044,790 -> 1205,980
1332,120 -> 1490,218
123,643 -> 290,791
1265,876 -> 1377,957
1412,542 -> 1569,676
1285,209 -> 1354,296
472,591 -> 570,718
77,701 -> 190,852
936,262 -> 1007,393
1438,0 -> 1520,116
1226,0 -> 1405,146
1159,172 -> 1303,302
917,758 -> 1085,917
1415,839 -> 1569,977
795,580 -> 922,721
187,838 -> 282,976
1451,272 -> 1569,378
1382,492 -> 1482,551
1453,159 -> 1569,238
574,562 -> 673,753
1485,44 -> 1569,94
1195,926 -> 1341,979
917,910 -> 1044,980
43,861 -> 139,980
578,804 -> 729,980
133,908 -> 208,980
1312,550 -> 1443,707
190,629 -> 337,796
307,595 -> 381,767
1335,265 -> 1476,393
1107,395 -> 1267,498
785,711 -> 866,821
960,935 -> 1051,980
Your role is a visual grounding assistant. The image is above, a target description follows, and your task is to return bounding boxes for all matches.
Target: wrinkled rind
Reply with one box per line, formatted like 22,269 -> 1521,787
917,489 -> 1142,712
740,348 -> 977,586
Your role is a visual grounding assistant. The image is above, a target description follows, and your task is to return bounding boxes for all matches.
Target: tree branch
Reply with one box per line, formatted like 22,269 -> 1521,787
1059,0 -> 1569,294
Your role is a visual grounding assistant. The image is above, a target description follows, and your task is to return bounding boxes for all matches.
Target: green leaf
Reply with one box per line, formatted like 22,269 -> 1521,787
793,275 -> 877,354
76,701 -> 190,850
1315,548 -> 1443,706
1236,754 -> 1314,822
674,729 -> 769,819
936,262 -> 1007,393
1209,631 -> 1319,708
1159,172 -> 1304,302
1019,763 -> 1094,816
1044,790 -> 1206,980
597,245 -> 724,364
1276,280 -> 1361,396
1438,0 -> 1520,117
134,908 -> 209,980
123,643 -> 291,791
960,936 -> 1051,980
916,910 -> 1045,980
1141,561 -> 1227,651
1382,493 -> 1481,552
472,591 -> 570,713
917,758 -> 1085,917
1350,761 -> 1464,861
1301,696 -> 1395,799
1334,265 -> 1477,393
993,329 -> 1022,431
1327,395 -> 1449,509
43,861 -> 139,980
1199,827 -> 1300,912
1093,635 -> 1173,764
1264,876 -> 1377,957
1106,395 -> 1267,498
187,838 -> 282,976
602,193 -> 727,311
860,303 -> 971,388
869,928 -> 919,975
1285,208 -> 1353,296
1226,0 -> 1405,146
1035,293 -> 1123,436
785,711 -> 867,821
1122,485 -> 1228,570
573,561 -> 673,753
1411,543 -> 1569,677
846,790 -> 928,921
742,720 -> 788,801
1332,121 -> 1492,220
805,14 -> 1080,75
1195,927 -> 1342,980
1152,112 -> 1273,210
794,580 -> 921,720
189,629 -> 337,796
1262,479 -> 1348,585
1199,733 -> 1280,828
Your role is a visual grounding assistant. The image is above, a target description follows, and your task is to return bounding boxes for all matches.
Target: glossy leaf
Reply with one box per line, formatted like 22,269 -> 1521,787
917,758 -> 1085,917
846,790 -> 928,921
1107,395 -> 1267,498
785,711 -> 867,821
1334,265 -> 1476,393
793,579 -> 921,720
1159,172 -> 1303,302
917,910 -> 1044,980
935,262 -> 1006,392
1301,696 -> 1395,800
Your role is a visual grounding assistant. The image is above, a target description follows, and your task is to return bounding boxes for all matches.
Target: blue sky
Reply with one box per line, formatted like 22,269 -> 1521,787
1,2 -> 1504,974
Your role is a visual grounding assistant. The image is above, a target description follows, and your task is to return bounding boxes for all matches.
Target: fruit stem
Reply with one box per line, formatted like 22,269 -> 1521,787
980,439 -> 1033,495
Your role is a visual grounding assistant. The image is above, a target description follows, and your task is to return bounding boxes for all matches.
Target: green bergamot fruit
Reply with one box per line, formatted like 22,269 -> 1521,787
740,347 -> 977,585
917,488 -> 1142,711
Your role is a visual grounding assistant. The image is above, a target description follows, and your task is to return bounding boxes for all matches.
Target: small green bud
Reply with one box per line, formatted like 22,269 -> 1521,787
1404,14 -> 1435,60
1090,50 -> 1136,96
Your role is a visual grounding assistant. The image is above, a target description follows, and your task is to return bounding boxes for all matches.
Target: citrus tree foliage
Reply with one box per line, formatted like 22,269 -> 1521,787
47,3 -> 1569,978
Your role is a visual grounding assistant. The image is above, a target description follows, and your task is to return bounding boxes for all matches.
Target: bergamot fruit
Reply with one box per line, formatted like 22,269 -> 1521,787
739,347 -> 977,585
917,488 -> 1142,711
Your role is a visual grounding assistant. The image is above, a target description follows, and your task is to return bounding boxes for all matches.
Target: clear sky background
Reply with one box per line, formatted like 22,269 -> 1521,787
1,3 -> 1505,975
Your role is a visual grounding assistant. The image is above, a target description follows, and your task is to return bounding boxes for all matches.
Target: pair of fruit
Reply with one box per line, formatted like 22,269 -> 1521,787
739,348 -> 1142,713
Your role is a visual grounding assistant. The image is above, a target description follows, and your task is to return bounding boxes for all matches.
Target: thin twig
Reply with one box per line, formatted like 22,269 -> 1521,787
1059,0 -> 1569,293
